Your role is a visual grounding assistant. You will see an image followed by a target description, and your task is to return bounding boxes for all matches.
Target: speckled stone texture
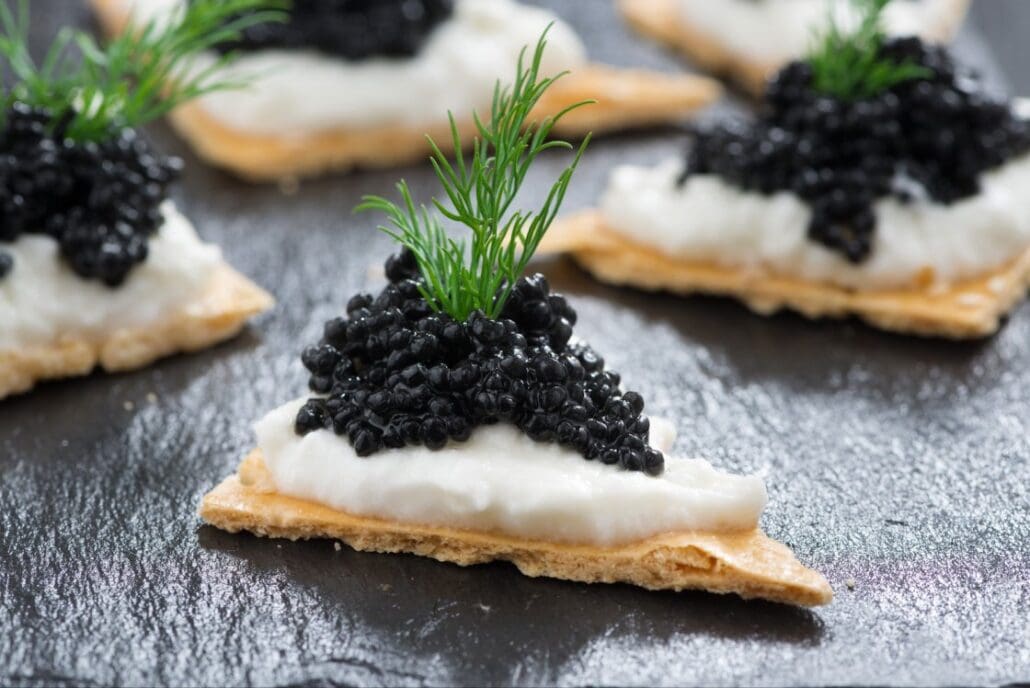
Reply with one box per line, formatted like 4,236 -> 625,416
2,2 -> 1029,686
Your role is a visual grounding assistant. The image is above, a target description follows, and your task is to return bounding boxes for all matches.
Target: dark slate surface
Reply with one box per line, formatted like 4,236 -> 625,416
2,2 -> 1028,686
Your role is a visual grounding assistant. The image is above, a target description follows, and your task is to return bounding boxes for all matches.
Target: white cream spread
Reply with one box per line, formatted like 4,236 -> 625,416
256,399 -> 768,546
677,0 -> 963,64
113,0 -> 587,135
0,203 -> 221,351
599,155 -> 1030,290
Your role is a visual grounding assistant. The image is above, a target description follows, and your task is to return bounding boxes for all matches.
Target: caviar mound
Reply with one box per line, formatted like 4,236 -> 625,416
208,0 -> 454,61
682,37 -> 1030,263
0,103 -> 181,285
295,250 -> 664,475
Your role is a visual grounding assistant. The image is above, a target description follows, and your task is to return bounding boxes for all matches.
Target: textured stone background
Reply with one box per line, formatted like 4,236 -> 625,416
2,2 -> 1028,686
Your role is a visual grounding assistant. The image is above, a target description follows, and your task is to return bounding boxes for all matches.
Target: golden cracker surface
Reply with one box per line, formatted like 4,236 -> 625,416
200,451 -> 833,607
91,0 -> 721,181
0,265 -> 273,400
541,211 -> 1030,339
618,0 -> 970,96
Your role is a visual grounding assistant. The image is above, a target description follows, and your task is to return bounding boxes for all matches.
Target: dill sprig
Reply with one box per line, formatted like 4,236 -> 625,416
358,27 -> 593,322
806,0 -> 930,101
0,0 -> 287,142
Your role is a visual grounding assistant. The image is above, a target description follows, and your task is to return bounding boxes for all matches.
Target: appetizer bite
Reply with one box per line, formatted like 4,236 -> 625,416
543,0 -> 1030,338
200,35 -> 831,607
0,1 -> 275,400
620,0 -> 969,95
92,0 -> 722,181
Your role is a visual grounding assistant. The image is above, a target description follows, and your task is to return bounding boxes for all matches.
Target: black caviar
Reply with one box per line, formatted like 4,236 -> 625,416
295,250 -> 664,475
209,0 -> 454,61
0,103 -> 180,285
682,37 -> 1030,262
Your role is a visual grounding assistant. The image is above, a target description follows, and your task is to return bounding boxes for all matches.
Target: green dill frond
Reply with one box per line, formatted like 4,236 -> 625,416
0,0 -> 287,142
806,0 -> 930,101
358,26 -> 593,322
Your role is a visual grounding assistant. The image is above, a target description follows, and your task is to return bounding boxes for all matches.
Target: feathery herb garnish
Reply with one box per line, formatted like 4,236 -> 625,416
359,28 -> 593,321
0,0 -> 287,142
806,0 -> 930,101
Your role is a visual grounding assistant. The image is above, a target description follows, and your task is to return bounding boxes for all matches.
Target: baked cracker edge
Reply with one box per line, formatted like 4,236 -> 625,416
199,450 -> 833,607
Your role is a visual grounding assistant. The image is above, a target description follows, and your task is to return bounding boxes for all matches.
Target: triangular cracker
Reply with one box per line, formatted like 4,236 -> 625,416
618,0 -> 970,95
540,211 -> 1030,339
91,0 -> 722,181
0,265 -> 273,399
200,450 -> 833,607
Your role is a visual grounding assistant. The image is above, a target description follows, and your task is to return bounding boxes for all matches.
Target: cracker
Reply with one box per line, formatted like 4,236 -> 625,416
200,451 -> 833,607
618,0 -> 970,95
540,211 -> 1030,339
0,265 -> 273,399
91,0 -> 721,181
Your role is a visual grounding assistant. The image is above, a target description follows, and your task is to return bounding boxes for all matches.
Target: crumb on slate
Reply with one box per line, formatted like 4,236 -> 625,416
278,176 -> 300,195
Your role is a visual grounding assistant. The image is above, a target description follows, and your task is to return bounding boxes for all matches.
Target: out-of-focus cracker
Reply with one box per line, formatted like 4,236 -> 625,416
618,0 -> 970,95
0,266 -> 273,399
92,0 -> 722,181
541,211 -> 1030,338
